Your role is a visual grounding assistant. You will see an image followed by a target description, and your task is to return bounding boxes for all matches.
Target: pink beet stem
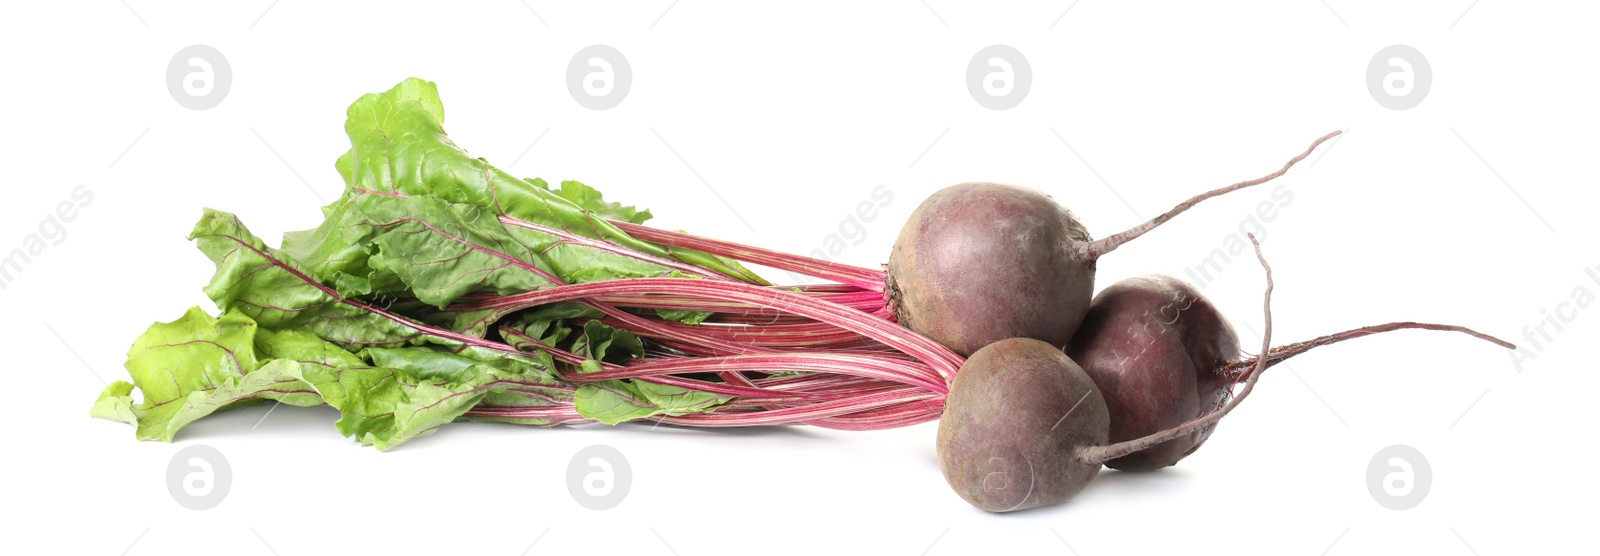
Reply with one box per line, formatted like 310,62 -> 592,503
499,215 -> 753,282
560,352 -> 947,393
609,220 -> 889,291
448,277 -> 965,380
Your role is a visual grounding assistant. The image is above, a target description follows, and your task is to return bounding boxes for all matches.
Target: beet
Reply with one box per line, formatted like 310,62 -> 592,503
938,235 -> 1516,511
1067,275 -> 1239,471
935,244 -> 1273,513
887,131 -> 1343,355
888,183 -> 1095,356
1066,271 -> 1516,472
936,337 -> 1109,512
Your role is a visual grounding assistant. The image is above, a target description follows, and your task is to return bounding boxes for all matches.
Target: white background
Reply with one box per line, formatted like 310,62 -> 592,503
2,1 -> 1596,554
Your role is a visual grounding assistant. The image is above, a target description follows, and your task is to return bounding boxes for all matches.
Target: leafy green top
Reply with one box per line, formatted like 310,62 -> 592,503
93,78 -> 749,448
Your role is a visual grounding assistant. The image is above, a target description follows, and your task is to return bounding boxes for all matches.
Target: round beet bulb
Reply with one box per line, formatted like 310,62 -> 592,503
1067,275 -> 1239,471
888,183 -> 1096,356
939,236 -> 1516,512
887,132 -> 1343,356
1065,272 -> 1515,472
937,337 -> 1109,512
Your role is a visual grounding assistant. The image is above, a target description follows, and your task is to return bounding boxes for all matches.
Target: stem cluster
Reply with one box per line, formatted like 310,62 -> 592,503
459,223 -> 945,429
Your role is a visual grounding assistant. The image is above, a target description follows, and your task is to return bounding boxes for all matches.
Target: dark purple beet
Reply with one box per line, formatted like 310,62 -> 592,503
937,235 -> 1515,512
888,183 -> 1095,356
886,131 -> 1344,356
937,337 -> 1109,512
1067,275 -> 1239,471
1065,272 -> 1515,472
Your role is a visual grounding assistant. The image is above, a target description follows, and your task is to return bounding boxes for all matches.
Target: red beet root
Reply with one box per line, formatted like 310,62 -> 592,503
888,183 -> 1095,356
888,131 -> 1342,355
1067,269 -> 1515,472
940,235 -> 1517,511
936,337 -> 1109,512
1067,275 -> 1239,471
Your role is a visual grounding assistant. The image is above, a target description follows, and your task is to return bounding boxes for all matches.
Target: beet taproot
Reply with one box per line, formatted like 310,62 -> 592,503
1065,273 -> 1515,472
888,131 -> 1342,355
1067,275 -> 1239,471
936,337 -> 1109,511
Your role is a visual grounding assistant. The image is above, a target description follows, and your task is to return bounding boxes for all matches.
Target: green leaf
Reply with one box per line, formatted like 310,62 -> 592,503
550,179 -> 652,225
565,320 -> 725,424
307,365 -> 485,451
93,307 -> 326,442
288,364 -> 406,445
254,327 -> 370,368
365,345 -> 553,383
500,302 -> 600,352
331,77 -> 767,285
434,306 -> 515,339
359,194 -> 559,308
279,361 -> 492,451
278,192 -> 385,294
570,320 -> 644,365
191,208 -> 442,349
654,308 -> 713,325
89,382 -> 137,425
575,380 -> 731,425
323,347 -> 571,450
93,306 -> 574,449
